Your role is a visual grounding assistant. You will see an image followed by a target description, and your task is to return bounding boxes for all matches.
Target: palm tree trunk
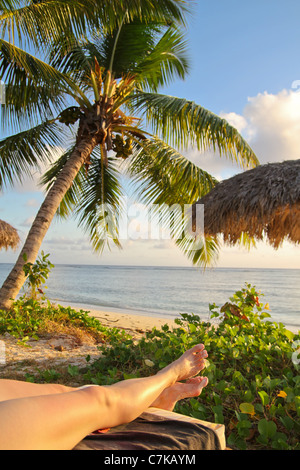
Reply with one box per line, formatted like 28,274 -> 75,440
0,135 -> 99,310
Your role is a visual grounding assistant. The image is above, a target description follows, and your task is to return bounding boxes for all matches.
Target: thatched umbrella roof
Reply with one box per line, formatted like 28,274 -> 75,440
192,159 -> 300,248
0,219 -> 20,251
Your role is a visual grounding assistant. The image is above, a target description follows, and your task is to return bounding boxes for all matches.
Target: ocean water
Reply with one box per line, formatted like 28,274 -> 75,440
0,264 -> 299,332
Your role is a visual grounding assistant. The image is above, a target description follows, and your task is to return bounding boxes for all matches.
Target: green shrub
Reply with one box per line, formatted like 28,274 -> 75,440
86,283 -> 300,450
0,298 -> 128,344
22,251 -> 54,301
1,282 -> 299,450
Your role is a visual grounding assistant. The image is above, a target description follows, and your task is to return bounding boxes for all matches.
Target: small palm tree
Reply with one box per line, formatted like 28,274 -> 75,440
0,15 -> 258,309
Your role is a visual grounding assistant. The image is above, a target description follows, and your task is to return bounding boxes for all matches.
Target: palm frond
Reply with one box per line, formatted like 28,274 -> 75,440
126,136 -> 222,267
0,0 -> 88,46
48,36 -> 94,90
87,20 -> 165,79
1,82 -> 66,131
42,144 -> 124,251
132,25 -> 190,91
0,119 -> 65,188
0,38 -> 92,129
0,1 -> 191,47
0,38 -> 70,87
90,0 -> 191,31
128,137 -> 218,207
48,19 -> 189,98
132,92 -> 259,169
0,39 -> 69,128
176,235 -> 221,268
71,20 -> 189,92
74,151 -> 124,252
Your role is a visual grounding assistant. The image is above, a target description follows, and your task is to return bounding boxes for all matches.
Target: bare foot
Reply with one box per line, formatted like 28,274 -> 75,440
158,344 -> 208,385
151,376 -> 209,411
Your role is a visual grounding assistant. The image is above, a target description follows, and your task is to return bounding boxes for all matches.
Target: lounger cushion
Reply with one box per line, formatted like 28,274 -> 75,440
74,411 -> 222,450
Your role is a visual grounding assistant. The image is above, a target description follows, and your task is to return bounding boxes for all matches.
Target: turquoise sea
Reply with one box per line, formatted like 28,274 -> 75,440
0,264 -> 299,332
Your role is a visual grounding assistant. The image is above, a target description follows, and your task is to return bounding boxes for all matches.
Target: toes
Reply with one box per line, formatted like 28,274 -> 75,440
183,376 -> 209,397
185,376 -> 203,385
198,349 -> 208,359
190,344 -> 205,354
200,376 -> 208,387
189,344 -> 208,359
192,377 -> 208,395
186,376 -> 208,387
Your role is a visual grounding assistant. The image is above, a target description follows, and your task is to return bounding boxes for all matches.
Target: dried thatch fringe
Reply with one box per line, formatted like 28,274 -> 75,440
0,220 -> 20,251
193,159 -> 300,248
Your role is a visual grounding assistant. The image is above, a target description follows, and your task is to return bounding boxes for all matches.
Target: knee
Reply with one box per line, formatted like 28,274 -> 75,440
79,385 -> 123,427
79,385 -> 118,412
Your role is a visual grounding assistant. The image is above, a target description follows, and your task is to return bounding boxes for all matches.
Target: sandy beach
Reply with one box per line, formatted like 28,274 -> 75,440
57,301 -> 300,334
90,308 -> 176,332
60,302 -> 178,335
55,300 -> 299,335
0,303 -> 179,380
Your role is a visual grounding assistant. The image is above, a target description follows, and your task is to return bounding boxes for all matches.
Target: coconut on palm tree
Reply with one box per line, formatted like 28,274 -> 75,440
0,14 -> 258,309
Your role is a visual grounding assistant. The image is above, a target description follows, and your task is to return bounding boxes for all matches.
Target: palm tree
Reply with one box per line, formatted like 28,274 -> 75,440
0,16 -> 259,310
0,0 -> 190,185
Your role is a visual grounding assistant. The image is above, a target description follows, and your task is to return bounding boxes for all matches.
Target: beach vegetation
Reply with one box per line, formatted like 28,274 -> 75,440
85,284 -> 300,450
0,283 -> 299,449
0,4 -> 258,310
22,251 -> 54,301
0,297 -> 128,345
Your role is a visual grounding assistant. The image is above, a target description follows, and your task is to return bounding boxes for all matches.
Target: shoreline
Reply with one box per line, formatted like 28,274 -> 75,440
55,300 -> 178,334
54,300 -> 300,335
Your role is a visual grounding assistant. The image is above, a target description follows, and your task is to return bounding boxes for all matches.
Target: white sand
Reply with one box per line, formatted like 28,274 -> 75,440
88,307 -> 177,334
57,301 -> 177,335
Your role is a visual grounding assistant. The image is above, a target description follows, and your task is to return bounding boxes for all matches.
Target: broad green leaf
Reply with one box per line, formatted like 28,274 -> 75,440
258,419 -> 277,439
258,390 -> 269,406
212,405 -> 224,424
239,403 -> 255,416
284,329 -> 295,341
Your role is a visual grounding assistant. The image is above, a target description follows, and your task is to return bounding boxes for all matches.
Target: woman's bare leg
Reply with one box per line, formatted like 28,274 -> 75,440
0,379 -> 73,402
0,361 -> 208,414
0,343 -> 208,406
0,344 -> 207,450
0,343 -> 208,403
0,376 -> 209,413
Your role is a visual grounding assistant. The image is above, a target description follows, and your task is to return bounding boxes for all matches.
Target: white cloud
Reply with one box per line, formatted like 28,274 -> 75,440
185,88 -> 300,182
220,112 -> 248,134
186,148 -> 241,181
221,89 -> 300,165
44,236 -> 90,250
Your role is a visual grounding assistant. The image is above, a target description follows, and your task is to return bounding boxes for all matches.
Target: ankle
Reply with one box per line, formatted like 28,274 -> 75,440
156,365 -> 178,387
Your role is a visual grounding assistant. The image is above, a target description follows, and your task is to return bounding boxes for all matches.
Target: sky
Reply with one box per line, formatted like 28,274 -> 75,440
0,0 -> 300,269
